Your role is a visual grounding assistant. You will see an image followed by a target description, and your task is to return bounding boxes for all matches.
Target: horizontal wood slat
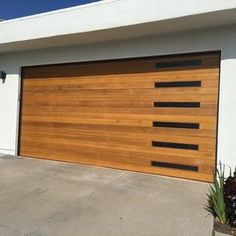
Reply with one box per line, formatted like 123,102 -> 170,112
22,121 -> 217,138
22,53 -> 219,77
22,106 -> 217,116
23,87 -> 218,95
19,52 -> 220,182
20,130 -> 216,155
20,144 -> 215,182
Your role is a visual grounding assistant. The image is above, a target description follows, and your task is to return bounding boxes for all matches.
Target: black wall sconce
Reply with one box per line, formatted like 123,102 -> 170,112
0,71 -> 6,83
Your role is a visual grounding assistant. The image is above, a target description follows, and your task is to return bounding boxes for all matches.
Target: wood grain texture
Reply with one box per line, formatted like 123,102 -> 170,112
19,52 -> 220,182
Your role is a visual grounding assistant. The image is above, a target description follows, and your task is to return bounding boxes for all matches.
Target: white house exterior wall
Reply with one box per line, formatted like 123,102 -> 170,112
0,25 -> 236,173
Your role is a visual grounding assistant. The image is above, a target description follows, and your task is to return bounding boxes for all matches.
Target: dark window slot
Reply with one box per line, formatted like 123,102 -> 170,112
155,81 -> 201,88
152,141 -> 199,150
153,121 -> 199,129
151,161 -> 198,172
154,102 -> 200,108
155,59 -> 202,69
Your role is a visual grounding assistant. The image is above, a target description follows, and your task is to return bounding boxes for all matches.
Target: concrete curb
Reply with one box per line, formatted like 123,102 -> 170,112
213,230 -> 231,236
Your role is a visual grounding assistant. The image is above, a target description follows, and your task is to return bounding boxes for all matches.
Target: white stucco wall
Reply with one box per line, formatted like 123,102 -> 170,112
0,25 -> 235,171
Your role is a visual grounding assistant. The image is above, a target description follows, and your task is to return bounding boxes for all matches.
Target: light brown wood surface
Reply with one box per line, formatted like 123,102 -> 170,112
19,52 -> 220,182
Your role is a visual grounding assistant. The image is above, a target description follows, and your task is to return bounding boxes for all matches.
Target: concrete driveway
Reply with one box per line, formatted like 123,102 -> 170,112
0,154 -> 213,236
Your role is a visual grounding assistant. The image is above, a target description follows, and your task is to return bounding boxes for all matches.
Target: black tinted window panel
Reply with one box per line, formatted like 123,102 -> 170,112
155,81 -> 201,88
155,59 -> 202,69
154,102 -> 200,108
152,141 -> 199,150
151,161 -> 198,172
153,121 -> 199,129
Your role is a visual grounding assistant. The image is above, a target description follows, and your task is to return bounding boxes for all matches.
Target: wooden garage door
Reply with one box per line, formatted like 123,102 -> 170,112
19,52 -> 220,182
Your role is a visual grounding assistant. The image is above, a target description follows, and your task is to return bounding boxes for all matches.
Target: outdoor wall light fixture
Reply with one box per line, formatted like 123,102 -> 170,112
0,71 -> 6,83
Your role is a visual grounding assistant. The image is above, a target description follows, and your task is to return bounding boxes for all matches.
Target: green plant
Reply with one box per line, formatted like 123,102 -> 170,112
224,166 -> 236,228
207,163 -> 227,224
